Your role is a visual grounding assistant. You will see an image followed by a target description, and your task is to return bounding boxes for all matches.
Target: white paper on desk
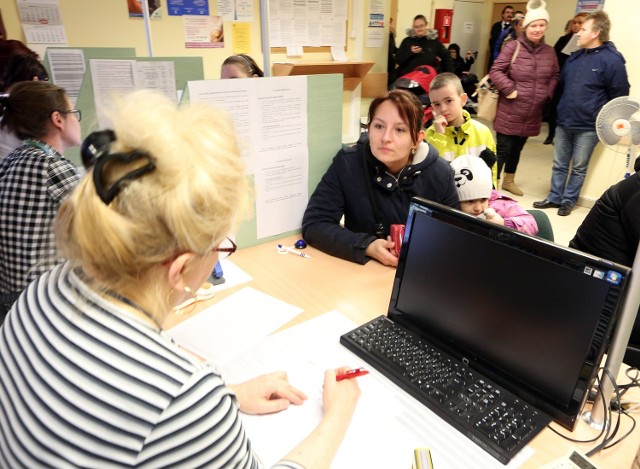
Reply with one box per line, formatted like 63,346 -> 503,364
221,311 -> 533,469
166,287 -> 302,366
213,258 -> 252,292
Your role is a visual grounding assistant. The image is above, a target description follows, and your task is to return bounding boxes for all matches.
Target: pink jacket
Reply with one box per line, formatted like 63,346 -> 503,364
490,36 -> 559,136
490,190 -> 538,235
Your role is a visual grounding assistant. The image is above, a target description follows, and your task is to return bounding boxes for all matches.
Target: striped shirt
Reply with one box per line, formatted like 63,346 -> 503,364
0,263 -> 302,468
0,141 -> 79,294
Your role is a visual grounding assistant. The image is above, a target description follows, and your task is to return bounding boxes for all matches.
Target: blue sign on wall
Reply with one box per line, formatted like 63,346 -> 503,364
168,0 -> 210,16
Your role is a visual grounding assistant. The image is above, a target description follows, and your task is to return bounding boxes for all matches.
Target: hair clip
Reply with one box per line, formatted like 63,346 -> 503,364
81,129 -> 156,205
81,129 -> 116,169
92,150 -> 155,205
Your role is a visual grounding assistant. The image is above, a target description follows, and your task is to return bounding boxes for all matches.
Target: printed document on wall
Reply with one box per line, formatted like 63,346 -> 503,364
188,76 -> 308,239
254,76 -> 308,239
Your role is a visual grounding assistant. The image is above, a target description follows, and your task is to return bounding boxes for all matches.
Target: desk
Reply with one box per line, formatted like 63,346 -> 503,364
167,234 -> 640,468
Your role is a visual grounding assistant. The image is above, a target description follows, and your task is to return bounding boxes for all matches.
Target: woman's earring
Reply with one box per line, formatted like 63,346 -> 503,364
171,286 -> 197,316
410,147 -> 417,156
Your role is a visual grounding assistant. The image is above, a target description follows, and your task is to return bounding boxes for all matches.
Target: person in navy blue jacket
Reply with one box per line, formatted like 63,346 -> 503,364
302,90 -> 459,267
534,10 -> 629,216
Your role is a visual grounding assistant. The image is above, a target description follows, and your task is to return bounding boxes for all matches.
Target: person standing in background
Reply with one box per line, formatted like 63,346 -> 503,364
534,10 -> 629,216
395,15 -> 453,77
490,0 -> 558,196
488,5 -> 514,72
493,11 -> 525,62
543,12 -> 589,145
388,18 -> 398,88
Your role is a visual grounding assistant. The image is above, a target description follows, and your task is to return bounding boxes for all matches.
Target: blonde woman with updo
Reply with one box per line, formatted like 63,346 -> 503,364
0,90 -> 360,468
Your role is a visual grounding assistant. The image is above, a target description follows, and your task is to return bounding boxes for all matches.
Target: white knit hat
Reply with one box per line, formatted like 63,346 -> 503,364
450,155 -> 492,201
523,0 -> 550,28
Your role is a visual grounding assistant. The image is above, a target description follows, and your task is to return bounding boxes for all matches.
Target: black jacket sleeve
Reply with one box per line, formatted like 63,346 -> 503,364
302,151 -> 376,265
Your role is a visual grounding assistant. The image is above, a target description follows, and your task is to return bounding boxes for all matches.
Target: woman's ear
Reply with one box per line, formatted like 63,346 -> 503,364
417,128 -> 426,143
50,110 -> 65,131
166,252 -> 197,292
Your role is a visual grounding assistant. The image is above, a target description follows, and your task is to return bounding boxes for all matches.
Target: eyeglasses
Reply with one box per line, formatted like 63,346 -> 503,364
212,237 -> 237,259
60,109 -> 81,122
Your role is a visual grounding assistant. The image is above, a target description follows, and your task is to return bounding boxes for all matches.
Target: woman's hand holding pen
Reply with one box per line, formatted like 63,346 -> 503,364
228,371 -> 307,415
366,237 -> 398,267
322,367 -> 361,419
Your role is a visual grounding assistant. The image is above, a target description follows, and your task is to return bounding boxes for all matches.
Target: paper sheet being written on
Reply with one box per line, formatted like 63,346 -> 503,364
166,287 -> 302,367
220,311 -> 532,469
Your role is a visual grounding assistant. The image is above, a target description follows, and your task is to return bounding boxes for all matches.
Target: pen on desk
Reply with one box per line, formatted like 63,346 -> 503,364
336,367 -> 369,381
277,244 -> 312,259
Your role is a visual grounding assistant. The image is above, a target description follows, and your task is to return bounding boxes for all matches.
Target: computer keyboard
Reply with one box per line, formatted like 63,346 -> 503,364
340,316 -> 551,464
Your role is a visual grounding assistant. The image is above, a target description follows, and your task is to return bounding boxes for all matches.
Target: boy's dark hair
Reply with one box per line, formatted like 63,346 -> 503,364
429,72 -> 464,96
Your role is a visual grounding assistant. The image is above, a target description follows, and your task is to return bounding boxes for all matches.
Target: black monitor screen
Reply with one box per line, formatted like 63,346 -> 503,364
389,199 -> 629,429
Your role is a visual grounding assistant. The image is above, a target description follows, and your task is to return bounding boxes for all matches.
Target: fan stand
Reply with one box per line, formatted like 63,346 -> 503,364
583,241 -> 640,429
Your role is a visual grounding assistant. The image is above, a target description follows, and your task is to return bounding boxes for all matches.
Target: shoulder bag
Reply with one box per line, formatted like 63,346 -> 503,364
473,41 -> 521,122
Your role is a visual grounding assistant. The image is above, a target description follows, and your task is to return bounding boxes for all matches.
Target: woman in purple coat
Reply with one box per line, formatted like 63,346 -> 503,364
490,0 -> 558,196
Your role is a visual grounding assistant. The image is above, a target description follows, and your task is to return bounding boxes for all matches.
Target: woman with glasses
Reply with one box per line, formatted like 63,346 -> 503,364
0,90 -> 360,467
0,81 -> 80,309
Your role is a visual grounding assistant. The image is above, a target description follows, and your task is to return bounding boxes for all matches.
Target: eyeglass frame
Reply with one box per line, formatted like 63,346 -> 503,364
212,237 -> 237,257
58,109 -> 82,122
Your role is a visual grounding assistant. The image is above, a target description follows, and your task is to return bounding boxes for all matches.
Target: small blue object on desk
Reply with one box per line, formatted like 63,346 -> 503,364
208,261 -> 225,285
294,239 -> 307,249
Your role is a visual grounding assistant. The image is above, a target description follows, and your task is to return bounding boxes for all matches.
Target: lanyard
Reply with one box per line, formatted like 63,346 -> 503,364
25,139 -> 57,156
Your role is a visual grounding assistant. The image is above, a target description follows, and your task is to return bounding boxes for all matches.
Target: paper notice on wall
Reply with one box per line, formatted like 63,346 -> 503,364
188,76 -> 309,238
184,15 -> 224,48
90,59 -> 177,127
17,0 -> 67,44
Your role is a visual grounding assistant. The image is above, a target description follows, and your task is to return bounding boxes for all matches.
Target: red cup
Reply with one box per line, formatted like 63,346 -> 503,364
390,224 -> 405,258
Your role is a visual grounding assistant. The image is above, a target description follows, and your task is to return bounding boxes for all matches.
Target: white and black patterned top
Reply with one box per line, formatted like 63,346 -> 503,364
0,263 -> 304,468
0,141 -> 79,294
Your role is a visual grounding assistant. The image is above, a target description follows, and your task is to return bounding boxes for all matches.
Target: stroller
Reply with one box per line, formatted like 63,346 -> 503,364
389,65 -> 438,127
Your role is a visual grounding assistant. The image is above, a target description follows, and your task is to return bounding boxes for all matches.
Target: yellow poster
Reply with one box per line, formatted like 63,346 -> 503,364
232,22 -> 251,54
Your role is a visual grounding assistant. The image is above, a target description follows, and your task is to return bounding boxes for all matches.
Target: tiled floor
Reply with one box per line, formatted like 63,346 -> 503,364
491,123 -> 589,247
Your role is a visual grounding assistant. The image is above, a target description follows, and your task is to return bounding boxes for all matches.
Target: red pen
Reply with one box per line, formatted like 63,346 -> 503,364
336,367 -> 369,381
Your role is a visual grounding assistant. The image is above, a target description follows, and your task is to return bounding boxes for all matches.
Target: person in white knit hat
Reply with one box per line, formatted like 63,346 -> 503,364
523,0 -> 549,28
451,155 -> 538,235
489,0 -> 558,198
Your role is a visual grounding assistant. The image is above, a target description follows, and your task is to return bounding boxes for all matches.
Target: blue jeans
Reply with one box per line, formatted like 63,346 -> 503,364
547,126 -> 599,207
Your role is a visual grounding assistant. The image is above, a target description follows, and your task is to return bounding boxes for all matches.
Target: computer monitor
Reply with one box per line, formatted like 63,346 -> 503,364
388,198 -> 631,429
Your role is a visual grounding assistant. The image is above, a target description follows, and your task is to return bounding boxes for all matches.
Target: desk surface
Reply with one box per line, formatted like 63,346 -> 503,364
166,234 -> 640,469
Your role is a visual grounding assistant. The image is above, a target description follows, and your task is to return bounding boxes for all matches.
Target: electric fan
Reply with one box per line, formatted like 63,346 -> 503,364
595,96 -> 640,178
